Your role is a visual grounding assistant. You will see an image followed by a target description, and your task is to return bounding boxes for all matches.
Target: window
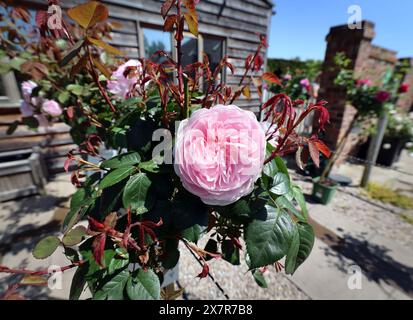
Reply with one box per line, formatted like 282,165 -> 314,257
203,37 -> 224,74
143,28 -> 173,64
140,26 -> 225,85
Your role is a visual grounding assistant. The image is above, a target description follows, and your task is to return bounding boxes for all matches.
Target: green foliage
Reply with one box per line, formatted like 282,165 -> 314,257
122,172 -> 153,214
33,236 -> 61,259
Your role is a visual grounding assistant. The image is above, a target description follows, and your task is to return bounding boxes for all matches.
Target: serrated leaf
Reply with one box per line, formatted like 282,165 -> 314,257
252,270 -> 268,288
285,222 -> 315,275
100,152 -> 141,169
100,166 -> 136,190
221,240 -> 240,265
245,206 -> 295,269
68,1 -> 108,29
33,236 -> 60,259
122,172 -> 152,214
62,226 -> 87,246
138,160 -> 159,173
274,195 -> 306,222
126,269 -> 160,300
270,173 -> 290,195
93,268 -> 129,300
108,257 -> 129,275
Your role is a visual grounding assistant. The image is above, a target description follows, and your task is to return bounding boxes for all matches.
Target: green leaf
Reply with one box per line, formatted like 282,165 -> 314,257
292,185 -> 308,219
58,91 -> 70,104
274,195 -> 306,222
122,172 -> 152,214
67,84 -> 84,96
93,268 -> 129,300
245,206 -> 296,269
69,264 -> 88,300
108,257 -> 129,275
221,240 -> 240,265
181,224 -> 205,243
62,226 -> 87,246
252,270 -> 268,288
33,236 -> 61,259
100,152 -> 141,169
270,173 -> 290,195
100,166 -> 136,190
126,269 -> 160,300
285,222 -> 315,275
138,159 -> 159,173
274,156 -> 289,176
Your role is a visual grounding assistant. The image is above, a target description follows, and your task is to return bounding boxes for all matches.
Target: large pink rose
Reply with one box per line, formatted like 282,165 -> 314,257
107,59 -> 142,99
174,105 -> 266,206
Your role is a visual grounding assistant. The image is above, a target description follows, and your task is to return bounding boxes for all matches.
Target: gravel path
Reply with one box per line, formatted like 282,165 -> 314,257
178,239 -> 310,300
291,173 -> 413,248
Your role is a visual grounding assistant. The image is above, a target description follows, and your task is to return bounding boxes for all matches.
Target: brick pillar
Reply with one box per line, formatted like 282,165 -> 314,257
397,58 -> 413,112
318,21 -> 376,149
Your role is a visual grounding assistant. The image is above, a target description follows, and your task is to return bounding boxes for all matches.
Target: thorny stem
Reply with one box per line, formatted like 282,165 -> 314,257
181,239 -> 230,300
176,0 -> 185,117
86,47 -> 117,113
0,261 -> 85,276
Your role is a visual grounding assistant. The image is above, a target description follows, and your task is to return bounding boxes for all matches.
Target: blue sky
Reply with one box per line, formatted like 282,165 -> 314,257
268,0 -> 413,60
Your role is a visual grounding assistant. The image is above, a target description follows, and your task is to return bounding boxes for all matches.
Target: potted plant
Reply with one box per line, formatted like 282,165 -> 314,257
0,0 -> 330,300
311,53 -> 408,204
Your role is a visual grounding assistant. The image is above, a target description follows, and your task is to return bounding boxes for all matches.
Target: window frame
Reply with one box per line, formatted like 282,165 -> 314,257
138,23 -> 227,84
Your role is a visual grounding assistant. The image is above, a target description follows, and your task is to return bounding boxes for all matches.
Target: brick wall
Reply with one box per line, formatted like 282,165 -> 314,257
318,20 -> 404,161
396,58 -> 413,112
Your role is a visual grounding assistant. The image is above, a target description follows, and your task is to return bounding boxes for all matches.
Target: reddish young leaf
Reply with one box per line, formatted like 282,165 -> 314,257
197,262 -> 209,279
92,233 -> 106,267
163,14 -> 177,31
66,106 -> 75,119
314,140 -> 331,158
161,0 -> 176,18
262,72 -> 282,86
308,140 -> 320,168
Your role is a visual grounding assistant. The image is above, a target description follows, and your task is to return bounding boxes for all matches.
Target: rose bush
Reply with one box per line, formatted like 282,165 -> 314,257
0,0 -> 331,300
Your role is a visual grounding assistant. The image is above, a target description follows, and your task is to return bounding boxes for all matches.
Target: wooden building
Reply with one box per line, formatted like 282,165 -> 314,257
0,0 -> 274,200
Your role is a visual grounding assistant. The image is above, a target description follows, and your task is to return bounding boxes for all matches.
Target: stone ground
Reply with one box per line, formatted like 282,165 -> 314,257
0,153 -> 413,300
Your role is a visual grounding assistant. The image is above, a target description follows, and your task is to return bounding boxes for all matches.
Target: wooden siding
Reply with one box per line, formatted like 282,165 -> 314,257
0,0 -> 272,175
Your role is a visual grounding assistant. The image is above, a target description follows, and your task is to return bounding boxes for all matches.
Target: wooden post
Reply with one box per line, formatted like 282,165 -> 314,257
360,112 -> 388,187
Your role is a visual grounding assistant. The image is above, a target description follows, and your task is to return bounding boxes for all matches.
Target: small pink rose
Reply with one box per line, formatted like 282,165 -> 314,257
283,74 -> 292,81
174,105 -> 266,206
42,99 -> 62,117
300,78 -> 310,91
21,80 -> 37,101
107,59 -> 142,99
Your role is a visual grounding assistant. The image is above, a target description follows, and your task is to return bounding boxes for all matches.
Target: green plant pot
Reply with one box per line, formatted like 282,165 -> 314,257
311,177 -> 337,205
